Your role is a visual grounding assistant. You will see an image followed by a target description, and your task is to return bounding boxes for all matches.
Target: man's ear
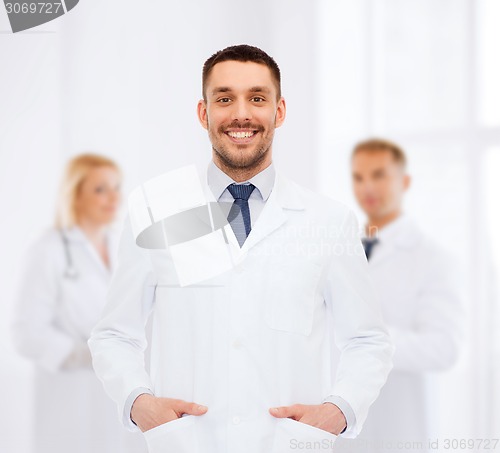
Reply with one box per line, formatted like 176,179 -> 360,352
197,99 -> 208,130
274,97 -> 286,128
403,173 -> 411,191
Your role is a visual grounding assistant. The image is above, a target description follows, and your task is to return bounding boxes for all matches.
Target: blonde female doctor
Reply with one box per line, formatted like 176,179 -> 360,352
12,154 -> 146,453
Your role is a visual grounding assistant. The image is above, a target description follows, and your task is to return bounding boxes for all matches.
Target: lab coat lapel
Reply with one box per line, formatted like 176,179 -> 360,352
66,226 -> 113,278
369,216 -> 420,266
368,240 -> 394,266
201,179 -> 241,251
241,172 -> 305,254
239,186 -> 286,253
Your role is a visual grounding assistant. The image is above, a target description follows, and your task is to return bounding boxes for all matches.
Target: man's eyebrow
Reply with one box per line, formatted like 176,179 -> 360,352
211,86 -> 271,96
211,87 -> 232,95
249,86 -> 271,93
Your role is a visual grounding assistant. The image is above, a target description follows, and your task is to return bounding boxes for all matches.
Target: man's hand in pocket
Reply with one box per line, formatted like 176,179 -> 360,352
131,394 -> 208,432
269,402 -> 346,435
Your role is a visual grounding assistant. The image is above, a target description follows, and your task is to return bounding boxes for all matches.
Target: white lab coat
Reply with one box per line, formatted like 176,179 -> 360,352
12,226 -> 147,453
89,170 -> 394,453
334,215 -> 465,453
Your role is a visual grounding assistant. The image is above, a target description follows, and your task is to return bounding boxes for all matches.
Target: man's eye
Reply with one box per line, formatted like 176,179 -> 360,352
252,97 -> 265,102
217,98 -> 231,103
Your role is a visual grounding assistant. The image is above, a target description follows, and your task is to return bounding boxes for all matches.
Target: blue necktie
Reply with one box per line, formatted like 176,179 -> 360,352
227,183 -> 256,247
362,237 -> 379,261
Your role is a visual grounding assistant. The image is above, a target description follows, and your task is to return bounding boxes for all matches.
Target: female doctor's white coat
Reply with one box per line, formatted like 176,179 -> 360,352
12,226 -> 147,453
335,215 -> 465,453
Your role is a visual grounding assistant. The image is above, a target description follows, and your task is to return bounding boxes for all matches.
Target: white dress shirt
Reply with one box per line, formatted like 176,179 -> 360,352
207,160 -> 275,228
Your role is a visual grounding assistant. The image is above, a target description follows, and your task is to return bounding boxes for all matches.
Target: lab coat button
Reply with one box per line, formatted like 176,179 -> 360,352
232,416 -> 241,425
232,339 -> 243,349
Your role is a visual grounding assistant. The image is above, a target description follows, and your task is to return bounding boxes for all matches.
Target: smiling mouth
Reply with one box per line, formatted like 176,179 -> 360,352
225,130 -> 258,141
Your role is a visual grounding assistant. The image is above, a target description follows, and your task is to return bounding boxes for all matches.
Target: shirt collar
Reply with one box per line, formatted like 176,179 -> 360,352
207,160 -> 276,201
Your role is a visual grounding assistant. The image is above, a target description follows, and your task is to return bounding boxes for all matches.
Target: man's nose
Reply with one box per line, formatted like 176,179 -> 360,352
230,100 -> 252,122
355,180 -> 371,195
359,181 -> 373,194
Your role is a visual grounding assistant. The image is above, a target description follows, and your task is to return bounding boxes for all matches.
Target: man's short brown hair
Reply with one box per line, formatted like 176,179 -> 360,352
202,44 -> 281,101
352,138 -> 407,169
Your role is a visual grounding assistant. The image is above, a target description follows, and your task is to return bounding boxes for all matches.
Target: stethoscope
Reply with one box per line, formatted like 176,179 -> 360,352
59,229 -> 79,280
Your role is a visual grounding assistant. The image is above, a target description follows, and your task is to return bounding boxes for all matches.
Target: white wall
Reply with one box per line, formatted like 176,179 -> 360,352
0,8 -> 64,452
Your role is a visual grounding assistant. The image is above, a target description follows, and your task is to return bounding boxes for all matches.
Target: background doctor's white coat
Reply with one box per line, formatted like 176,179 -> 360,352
1,1 -> 499,452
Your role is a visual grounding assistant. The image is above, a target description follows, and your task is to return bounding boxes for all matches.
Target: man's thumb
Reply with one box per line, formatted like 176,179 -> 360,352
180,401 -> 208,416
269,406 -> 293,418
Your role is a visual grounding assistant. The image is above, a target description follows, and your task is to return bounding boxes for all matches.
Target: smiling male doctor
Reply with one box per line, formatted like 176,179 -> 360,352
89,45 -> 394,453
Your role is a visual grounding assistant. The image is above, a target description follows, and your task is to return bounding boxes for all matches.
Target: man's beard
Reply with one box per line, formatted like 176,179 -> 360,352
209,120 -> 273,171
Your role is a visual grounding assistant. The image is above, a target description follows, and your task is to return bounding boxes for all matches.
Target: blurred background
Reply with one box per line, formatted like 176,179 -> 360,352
1,0 -> 499,451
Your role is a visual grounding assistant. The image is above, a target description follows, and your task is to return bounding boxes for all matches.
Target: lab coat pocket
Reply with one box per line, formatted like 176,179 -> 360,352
143,415 -> 198,453
272,417 -> 337,452
264,259 -> 323,336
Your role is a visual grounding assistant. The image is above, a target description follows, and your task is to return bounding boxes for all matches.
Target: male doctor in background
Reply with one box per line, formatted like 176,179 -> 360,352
338,138 -> 465,452
88,45 -> 394,453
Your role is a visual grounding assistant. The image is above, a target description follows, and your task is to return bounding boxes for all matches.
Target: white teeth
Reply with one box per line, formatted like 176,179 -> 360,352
227,131 -> 255,139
